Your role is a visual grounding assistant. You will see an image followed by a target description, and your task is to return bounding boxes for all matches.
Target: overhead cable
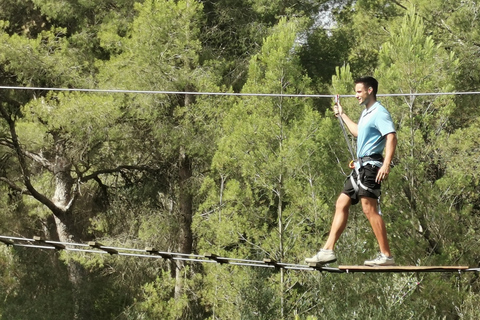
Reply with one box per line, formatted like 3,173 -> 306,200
1,85 -> 480,98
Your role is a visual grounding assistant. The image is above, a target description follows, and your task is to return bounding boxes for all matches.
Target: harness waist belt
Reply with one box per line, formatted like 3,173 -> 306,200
358,154 -> 384,164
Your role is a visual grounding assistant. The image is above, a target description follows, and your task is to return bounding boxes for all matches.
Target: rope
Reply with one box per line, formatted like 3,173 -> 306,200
338,116 -> 355,160
335,95 -> 356,161
1,85 -> 480,98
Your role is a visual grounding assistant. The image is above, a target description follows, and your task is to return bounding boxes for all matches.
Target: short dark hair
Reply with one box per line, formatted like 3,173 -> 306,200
355,76 -> 378,98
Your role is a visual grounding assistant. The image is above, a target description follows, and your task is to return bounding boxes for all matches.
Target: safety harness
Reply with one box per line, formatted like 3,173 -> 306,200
349,154 -> 383,198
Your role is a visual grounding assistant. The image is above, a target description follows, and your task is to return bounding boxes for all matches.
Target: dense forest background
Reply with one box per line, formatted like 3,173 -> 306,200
1,0 -> 479,319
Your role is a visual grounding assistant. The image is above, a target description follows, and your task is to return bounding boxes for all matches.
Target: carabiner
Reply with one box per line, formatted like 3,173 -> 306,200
349,160 -> 355,169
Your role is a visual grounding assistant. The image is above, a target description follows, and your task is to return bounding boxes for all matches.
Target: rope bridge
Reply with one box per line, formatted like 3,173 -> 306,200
1,235 -> 476,274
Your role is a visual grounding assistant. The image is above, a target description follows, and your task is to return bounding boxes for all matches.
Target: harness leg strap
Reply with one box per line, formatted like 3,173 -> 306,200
350,161 -> 382,214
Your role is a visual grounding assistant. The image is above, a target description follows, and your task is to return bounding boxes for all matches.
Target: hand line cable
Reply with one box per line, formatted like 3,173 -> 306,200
1,85 -> 480,98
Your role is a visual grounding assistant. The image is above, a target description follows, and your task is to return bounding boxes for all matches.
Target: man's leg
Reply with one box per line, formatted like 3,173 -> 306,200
305,193 -> 351,264
323,193 -> 351,250
360,197 -> 391,256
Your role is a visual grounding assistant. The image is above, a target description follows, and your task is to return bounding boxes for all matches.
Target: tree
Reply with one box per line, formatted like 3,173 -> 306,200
0,20 -> 111,317
195,17 -> 342,319
96,0 -> 228,317
200,0 -> 330,92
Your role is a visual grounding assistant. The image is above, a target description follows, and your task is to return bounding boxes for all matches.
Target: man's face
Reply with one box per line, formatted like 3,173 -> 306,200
355,83 -> 372,106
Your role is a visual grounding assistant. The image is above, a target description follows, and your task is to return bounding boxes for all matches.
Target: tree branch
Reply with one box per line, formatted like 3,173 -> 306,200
0,104 -> 64,216
80,165 -> 154,182
0,139 -> 54,171
0,177 -> 31,195
392,0 -> 480,48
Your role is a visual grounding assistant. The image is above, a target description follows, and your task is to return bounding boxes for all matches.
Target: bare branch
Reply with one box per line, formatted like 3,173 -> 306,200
0,177 -> 31,195
80,165 -> 154,182
0,138 -> 54,170
0,104 -> 64,216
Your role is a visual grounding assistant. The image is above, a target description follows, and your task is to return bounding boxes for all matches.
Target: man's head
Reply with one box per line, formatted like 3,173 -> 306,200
354,76 -> 378,107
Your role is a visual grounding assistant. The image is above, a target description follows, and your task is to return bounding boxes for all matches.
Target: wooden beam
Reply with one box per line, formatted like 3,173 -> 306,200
88,241 -> 118,254
204,253 -> 228,264
0,237 -> 14,246
145,247 -> 173,259
307,262 -> 344,273
263,258 -> 281,269
33,236 -> 65,250
339,265 -> 470,273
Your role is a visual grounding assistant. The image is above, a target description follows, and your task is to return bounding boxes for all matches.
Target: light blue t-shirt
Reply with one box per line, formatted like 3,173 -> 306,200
356,101 -> 395,165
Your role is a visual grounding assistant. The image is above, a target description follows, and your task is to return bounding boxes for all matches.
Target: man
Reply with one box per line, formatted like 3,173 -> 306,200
305,76 -> 397,266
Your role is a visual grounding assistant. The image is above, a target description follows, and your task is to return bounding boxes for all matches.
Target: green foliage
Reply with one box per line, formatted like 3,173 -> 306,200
31,0 -> 138,34
197,17 -> 331,257
137,272 -> 186,319
299,25 -> 351,96
98,0 -> 204,90
0,27 -> 94,89
331,0 -> 403,77
0,248 -> 75,319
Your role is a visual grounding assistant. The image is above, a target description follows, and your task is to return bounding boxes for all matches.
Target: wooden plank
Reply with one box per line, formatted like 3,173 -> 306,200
145,247 -> 173,259
263,258 -> 278,265
88,241 -> 118,254
307,262 -> 344,273
33,236 -> 65,250
204,252 -> 227,264
263,258 -> 280,269
339,265 -> 470,273
0,237 -> 14,246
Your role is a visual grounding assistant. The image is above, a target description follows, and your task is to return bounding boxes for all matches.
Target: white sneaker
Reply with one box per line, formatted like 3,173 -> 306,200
305,249 -> 337,264
364,253 -> 395,266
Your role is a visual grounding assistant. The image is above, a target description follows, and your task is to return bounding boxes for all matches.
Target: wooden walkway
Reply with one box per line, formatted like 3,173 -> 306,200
338,265 -> 470,273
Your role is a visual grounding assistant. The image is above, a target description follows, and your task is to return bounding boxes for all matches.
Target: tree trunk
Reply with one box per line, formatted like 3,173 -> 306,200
173,89 -> 196,302
174,150 -> 193,300
51,134 -> 91,320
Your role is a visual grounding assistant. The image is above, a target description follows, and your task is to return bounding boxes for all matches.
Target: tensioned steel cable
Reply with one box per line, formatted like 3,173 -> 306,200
0,235 -> 325,272
1,85 -> 480,98
0,235 -> 475,273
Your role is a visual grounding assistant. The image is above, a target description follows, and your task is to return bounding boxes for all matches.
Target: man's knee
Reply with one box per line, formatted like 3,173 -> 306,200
336,193 -> 351,211
360,197 -> 379,217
